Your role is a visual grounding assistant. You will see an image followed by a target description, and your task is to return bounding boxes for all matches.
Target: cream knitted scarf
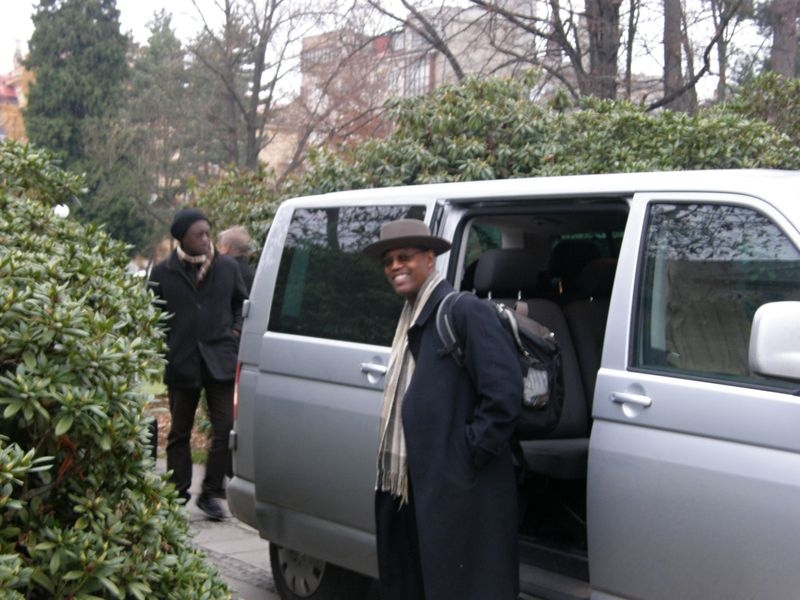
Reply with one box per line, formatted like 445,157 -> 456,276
177,243 -> 215,283
376,271 -> 444,504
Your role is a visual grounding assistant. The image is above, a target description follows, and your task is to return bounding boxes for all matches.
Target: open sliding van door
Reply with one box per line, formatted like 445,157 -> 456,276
231,195 -> 442,588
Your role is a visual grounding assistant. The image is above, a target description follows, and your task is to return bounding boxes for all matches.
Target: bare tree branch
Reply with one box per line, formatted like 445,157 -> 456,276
647,0 -> 742,111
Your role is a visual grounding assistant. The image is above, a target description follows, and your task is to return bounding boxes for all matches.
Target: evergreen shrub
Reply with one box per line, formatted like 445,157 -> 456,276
0,141 -> 230,599
287,75 -> 800,197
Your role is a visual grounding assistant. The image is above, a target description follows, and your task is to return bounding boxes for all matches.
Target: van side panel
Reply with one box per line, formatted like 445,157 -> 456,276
589,419 -> 800,599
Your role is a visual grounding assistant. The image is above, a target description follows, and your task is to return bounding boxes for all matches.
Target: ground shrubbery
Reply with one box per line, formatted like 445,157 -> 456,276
0,141 -> 230,598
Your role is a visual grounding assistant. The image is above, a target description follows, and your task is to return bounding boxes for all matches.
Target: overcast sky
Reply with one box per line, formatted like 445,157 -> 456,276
1,0 -> 212,74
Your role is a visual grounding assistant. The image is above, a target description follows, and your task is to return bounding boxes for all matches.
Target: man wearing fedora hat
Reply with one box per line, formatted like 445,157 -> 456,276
149,207 -> 248,520
364,218 -> 522,600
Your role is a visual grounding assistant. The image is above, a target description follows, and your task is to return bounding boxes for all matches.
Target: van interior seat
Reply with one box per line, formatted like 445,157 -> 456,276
472,249 -> 589,480
564,258 -> 618,404
472,248 -> 540,299
548,240 -> 603,304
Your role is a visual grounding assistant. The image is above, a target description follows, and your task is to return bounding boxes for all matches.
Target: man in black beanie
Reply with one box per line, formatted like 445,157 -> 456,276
149,207 -> 248,520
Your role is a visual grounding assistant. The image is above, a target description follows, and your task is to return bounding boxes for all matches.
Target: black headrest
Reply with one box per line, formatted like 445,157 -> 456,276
549,240 -> 602,282
473,249 -> 539,298
572,258 -> 617,299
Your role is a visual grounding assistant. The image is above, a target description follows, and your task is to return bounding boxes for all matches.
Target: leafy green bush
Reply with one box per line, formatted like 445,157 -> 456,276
286,75 -> 800,197
0,141 -> 84,207
0,142 -> 230,598
189,164 -> 281,255
725,71 -> 800,148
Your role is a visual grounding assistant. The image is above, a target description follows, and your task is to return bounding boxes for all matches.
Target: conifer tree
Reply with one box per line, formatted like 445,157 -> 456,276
23,0 -> 159,251
24,0 -> 129,170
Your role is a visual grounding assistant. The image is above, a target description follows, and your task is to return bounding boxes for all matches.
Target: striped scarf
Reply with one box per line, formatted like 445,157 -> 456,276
177,243 -> 215,283
376,271 -> 444,505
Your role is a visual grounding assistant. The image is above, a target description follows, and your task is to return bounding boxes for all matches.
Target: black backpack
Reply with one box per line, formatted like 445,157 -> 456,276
435,291 -> 564,439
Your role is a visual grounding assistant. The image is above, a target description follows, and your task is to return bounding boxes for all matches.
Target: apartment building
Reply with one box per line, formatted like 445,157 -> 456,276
259,3 -> 547,175
260,1 -> 655,177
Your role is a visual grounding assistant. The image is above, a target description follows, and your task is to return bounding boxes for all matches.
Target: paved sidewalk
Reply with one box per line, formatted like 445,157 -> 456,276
157,461 -> 540,600
156,460 -> 279,600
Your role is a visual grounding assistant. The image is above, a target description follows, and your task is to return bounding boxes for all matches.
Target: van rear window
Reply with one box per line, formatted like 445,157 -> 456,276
269,205 -> 426,346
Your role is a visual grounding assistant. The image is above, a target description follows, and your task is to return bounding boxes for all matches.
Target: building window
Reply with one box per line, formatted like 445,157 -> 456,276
405,56 -> 430,96
303,46 -> 336,66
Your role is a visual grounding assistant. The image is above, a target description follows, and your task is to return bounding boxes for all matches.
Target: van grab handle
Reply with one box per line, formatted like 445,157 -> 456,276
360,362 -> 388,376
610,392 -> 652,408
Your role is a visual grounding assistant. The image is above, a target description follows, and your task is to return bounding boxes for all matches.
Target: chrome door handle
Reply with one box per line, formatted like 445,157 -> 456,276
360,362 -> 388,376
610,392 -> 652,408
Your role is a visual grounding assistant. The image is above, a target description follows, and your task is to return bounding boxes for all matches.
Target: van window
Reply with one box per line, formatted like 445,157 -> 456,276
465,224 -> 502,264
634,202 -> 800,388
269,205 -> 426,346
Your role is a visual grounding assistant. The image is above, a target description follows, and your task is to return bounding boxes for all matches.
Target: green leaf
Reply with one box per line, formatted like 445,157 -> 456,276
30,569 -> 55,593
3,402 -> 22,419
98,575 -> 121,597
54,414 -> 74,436
64,569 -> 85,581
49,551 -> 61,574
23,352 -> 37,370
34,542 -> 58,551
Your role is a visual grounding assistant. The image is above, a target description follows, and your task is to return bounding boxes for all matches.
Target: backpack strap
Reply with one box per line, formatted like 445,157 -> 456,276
435,291 -> 469,367
493,302 -> 531,361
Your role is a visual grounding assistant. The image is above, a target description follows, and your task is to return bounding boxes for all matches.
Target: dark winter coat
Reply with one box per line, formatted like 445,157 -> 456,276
390,279 -> 523,599
148,250 -> 248,388
232,255 -> 256,293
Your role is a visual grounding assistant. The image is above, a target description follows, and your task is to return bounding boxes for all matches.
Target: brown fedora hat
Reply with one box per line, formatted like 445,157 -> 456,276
362,218 -> 451,261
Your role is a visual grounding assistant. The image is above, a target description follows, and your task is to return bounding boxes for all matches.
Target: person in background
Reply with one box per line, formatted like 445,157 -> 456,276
149,208 -> 248,520
217,225 -> 256,293
362,218 -> 522,600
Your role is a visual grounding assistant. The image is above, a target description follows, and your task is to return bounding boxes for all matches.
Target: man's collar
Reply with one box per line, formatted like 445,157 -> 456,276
415,279 -> 453,326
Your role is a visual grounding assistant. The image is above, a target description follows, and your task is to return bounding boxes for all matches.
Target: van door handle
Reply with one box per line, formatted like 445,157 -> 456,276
360,362 -> 388,376
361,361 -> 388,385
610,392 -> 652,408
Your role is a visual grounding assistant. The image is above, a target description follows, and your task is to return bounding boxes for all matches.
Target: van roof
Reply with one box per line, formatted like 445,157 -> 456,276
282,169 -> 800,202
283,169 -> 800,213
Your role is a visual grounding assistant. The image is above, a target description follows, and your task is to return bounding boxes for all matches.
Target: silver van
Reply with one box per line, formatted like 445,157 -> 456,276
228,170 -> 800,600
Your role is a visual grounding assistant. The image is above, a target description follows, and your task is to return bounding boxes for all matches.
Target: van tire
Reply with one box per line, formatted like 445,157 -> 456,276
269,543 -> 372,600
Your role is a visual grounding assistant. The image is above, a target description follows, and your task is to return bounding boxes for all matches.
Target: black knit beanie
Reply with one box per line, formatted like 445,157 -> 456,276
170,208 -> 210,240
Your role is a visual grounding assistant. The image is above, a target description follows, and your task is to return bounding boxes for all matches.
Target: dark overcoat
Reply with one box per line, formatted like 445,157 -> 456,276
396,280 -> 523,599
233,255 -> 256,293
148,250 -> 247,388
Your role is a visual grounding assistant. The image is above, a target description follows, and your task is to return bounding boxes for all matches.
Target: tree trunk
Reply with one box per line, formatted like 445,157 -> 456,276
623,0 -> 639,100
222,0 -> 240,165
715,34 -> 728,101
770,0 -> 799,76
663,0 -> 692,111
680,10 -> 698,111
711,0 -> 729,102
585,0 -> 621,98
245,28 -> 270,170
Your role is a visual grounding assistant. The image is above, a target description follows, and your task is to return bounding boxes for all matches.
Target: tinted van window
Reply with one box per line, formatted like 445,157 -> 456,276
635,202 -> 800,387
269,205 -> 426,346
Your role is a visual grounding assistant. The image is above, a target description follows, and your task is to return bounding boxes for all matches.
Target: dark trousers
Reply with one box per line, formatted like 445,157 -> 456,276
166,365 -> 233,500
375,490 -> 427,600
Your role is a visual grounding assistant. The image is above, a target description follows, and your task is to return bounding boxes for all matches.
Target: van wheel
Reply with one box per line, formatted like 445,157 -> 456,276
269,543 -> 372,600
